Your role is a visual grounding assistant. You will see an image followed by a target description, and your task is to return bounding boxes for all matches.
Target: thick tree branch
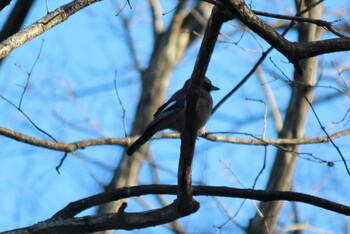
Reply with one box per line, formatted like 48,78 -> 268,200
252,9 -> 345,38
0,0 -> 35,46
177,6 -> 224,211
0,0 -> 100,59
218,0 -> 350,67
5,202 -> 190,234
208,0 -> 342,37
4,185 -> 349,233
0,0 -> 11,12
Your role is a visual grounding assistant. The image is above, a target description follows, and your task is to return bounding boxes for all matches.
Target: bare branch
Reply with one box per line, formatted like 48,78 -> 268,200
212,0 -> 324,114
252,9 -> 345,38
271,58 -> 350,174
116,1 -> 142,70
177,6 -> 224,211
0,0 -> 35,64
219,0 -> 350,69
114,71 -> 128,138
0,0 -> 100,59
0,96 -> 58,142
0,127 -> 129,152
18,39 -> 44,108
257,67 -> 283,132
6,202 -> 190,234
4,184 -> 348,233
2,126 -> 350,152
52,184 -> 349,226
0,0 -> 11,11
201,129 -> 350,145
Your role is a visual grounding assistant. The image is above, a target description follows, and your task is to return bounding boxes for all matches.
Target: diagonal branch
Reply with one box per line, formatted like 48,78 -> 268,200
0,0 -> 35,65
0,0 -> 100,59
218,0 -> 350,69
177,6 -> 224,211
211,0 -> 324,114
0,0 -> 11,11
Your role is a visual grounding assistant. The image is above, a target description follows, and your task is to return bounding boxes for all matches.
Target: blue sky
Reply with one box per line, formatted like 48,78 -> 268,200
1,0 -> 350,233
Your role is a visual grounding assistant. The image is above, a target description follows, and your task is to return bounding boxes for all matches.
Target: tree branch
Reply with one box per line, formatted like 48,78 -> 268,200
5,202 -> 190,234
218,0 -> 350,68
0,0 -> 11,12
0,0 -> 100,59
1,127 -> 350,152
4,184 -> 349,233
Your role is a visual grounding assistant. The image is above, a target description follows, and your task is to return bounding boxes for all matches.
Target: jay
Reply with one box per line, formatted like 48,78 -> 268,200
126,77 -> 219,156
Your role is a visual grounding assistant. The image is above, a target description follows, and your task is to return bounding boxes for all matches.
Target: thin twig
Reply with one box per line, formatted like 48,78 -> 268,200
212,0 -> 325,114
253,146 -> 267,188
18,39 -> 44,109
270,58 -> 350,175
256,67 -> 283,132
56,152 -> 68,174
45,0 -> 50,13
245,98 -> 268,188
212,196 -> 244,230
332,108 -> 350,126
114,71 -> 128,138
116,1 -> 141,70
0,96 -> 58,142
252,10 -> 345,38
245,98 -> 267,139
115,0 -> 132,16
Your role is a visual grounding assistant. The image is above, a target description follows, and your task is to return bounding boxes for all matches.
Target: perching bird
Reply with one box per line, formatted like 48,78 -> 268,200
126,77 -> 219,156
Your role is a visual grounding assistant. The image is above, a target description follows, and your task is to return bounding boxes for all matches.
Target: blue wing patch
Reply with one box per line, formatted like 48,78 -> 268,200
154,97 -> 186,118
162,98 -> 186,113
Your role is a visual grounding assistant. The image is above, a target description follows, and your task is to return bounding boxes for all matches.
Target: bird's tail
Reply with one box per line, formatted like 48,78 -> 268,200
126,130 -> 155,156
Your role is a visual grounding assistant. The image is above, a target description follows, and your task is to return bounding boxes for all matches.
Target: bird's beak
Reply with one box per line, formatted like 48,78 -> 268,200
210,85 -> 220,91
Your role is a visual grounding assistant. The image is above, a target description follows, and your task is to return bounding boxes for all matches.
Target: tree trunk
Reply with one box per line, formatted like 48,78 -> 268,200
247,0 -> 323,233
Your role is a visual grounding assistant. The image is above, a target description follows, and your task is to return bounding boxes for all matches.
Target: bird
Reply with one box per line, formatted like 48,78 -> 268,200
126,77 -> 219,156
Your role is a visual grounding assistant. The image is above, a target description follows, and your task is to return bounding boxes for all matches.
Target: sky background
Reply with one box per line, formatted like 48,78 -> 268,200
1,0 -> 350,233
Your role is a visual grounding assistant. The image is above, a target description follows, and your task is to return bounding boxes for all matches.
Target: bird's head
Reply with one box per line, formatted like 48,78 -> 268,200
183,77 -> 219,92
203,77 -> 219,92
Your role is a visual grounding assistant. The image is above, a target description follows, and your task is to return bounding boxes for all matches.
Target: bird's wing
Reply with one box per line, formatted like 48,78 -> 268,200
127,97 -> 185,156
153,97 -> 186,118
